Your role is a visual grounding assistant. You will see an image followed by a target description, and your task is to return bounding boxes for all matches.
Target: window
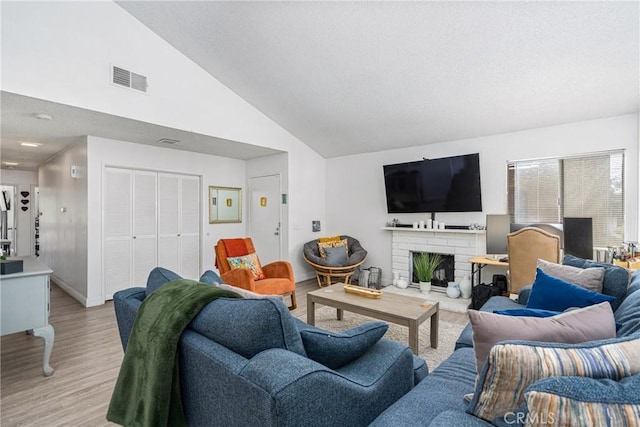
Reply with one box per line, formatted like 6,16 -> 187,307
507,151 -> 624,247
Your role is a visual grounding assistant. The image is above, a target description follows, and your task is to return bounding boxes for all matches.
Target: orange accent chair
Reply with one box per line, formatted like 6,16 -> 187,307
214,238 -> 297,310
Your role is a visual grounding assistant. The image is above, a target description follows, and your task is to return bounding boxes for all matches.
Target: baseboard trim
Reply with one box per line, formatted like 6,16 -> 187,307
50,275 -> 88,307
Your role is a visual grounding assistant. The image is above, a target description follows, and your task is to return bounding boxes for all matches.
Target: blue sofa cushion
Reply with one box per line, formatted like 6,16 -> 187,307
300,321 -> 388,369
563,254 -> 629,311
199,270 -> 223,284
614,286 -> 640,337
146,267 -> 182,296
189,298 -> 307,359
524,375 -> 640,425
370,348 -> 478,427
467,335 -> 640,423
526,268 -> 614,312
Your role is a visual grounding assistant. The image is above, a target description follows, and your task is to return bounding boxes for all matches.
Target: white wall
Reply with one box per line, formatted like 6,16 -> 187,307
3,1 -> 327,284
326,114 -> 639,283
0,169 -> 38,256
86,136 -> 247,306
38,139 -> 89,299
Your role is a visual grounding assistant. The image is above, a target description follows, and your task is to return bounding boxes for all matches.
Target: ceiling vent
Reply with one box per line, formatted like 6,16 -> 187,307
112,65 -> 148,93
157,138 -> 179,145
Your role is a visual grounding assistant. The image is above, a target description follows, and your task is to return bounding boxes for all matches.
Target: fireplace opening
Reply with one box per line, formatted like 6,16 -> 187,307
410,251 -> 455,292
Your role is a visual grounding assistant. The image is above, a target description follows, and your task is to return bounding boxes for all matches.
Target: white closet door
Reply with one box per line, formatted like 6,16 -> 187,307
132,171 -> 157,285
179,176 -> 201,278
104,168 -> 132,298
103,169 -> 201,300
157,174 -> 180,272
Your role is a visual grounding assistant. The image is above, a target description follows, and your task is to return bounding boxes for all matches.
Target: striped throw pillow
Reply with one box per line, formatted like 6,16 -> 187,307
467,336 -> 640,422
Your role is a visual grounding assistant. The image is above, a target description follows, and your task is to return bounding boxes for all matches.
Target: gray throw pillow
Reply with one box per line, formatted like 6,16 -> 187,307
324,245 -> 348,265
537,259 -> 605,293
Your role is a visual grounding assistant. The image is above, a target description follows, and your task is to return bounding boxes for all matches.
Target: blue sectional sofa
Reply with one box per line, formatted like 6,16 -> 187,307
113,269 -> 428,427
371,257 -> 640,426
114,258 -> 639,426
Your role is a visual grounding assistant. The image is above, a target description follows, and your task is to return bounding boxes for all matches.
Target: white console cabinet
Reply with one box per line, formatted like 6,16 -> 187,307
1,256 -> 55,376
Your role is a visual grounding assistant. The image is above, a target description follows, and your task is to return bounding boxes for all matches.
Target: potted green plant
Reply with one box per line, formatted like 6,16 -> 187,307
413,253 -> 442,294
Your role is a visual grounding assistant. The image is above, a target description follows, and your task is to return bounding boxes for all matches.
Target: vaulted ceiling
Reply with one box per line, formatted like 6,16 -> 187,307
118,1 -> 639,158
2,1 -> 638,171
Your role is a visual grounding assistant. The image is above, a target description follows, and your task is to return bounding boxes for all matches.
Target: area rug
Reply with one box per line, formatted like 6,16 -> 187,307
301,306 -> 466,370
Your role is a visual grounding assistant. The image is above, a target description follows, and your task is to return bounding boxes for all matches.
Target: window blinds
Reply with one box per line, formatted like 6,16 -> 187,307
508,151 -> 624,247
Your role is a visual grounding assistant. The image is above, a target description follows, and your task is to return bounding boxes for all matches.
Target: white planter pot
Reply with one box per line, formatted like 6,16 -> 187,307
459,275 -> 472,298
419,281 -> 431,294
446,282 -> 461,298
396,278 -> 409,289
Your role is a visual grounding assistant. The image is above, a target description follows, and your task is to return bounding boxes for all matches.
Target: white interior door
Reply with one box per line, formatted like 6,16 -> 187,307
249,175 -> 281,265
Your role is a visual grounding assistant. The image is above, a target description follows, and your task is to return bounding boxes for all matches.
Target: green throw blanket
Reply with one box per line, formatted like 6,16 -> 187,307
107,279 -> 241,427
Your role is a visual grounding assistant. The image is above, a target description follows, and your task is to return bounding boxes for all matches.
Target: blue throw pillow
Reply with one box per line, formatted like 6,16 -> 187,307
563,254 -> 629,311
494,308 -> 561,318
300,321 -> 388,369
526,268 -> 615,312
199,270 -> 223,285
145,267 -> 182,296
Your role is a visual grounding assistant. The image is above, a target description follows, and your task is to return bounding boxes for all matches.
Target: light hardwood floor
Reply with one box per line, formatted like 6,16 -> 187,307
1,278 -> 467,426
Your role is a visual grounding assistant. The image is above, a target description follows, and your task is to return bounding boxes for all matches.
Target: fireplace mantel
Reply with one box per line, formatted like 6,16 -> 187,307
383,226 -> 486,285
381,227 -> 484,235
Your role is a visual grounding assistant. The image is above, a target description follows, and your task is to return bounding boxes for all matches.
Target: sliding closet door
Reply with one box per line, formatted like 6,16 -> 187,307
158,173 -> 201,278
104,168 -> 132,298
179,176 -> 200,279
104,168 -> 158,298
132,171 -> 157,285
157,174 -> 180,272
104,168 -> 200,299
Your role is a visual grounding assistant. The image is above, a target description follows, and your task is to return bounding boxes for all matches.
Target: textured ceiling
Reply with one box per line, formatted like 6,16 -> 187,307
118,1 -> 639,158
2,2 -> 638,171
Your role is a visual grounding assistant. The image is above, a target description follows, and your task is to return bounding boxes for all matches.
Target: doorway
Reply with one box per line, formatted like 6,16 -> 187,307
249,175 -> 281,265
0,185 -> 17,256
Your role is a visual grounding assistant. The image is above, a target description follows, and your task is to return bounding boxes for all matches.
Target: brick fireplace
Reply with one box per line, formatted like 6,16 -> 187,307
385,227 -> 485,290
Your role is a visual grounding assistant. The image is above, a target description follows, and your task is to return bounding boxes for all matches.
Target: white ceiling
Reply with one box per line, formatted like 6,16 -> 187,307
0,92 -> 282,171
118,1 -> 639,158
2,1 -> 638,171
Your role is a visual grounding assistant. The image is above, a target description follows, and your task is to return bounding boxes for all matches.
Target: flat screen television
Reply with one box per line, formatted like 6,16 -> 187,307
383,153 -> 482,213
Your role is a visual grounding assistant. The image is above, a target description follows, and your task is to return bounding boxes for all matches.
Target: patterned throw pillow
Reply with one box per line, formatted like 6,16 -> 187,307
467,335 -> 640,423
318,238 -> 348,259
227,253 -> 265,280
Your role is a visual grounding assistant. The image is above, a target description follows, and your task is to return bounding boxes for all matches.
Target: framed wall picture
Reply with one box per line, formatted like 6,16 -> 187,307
209,186 -> 242,223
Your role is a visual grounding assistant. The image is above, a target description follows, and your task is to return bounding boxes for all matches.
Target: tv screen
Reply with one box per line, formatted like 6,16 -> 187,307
383,153 -> 482,213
